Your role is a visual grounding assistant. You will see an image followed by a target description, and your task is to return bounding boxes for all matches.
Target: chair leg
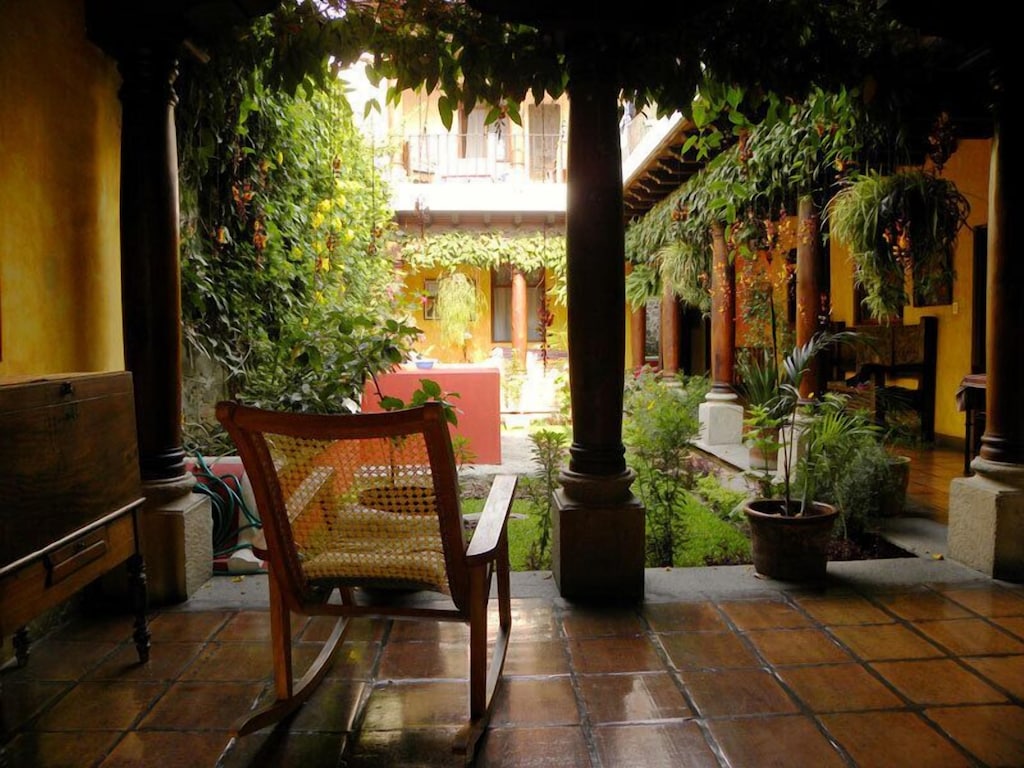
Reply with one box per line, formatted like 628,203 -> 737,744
233,571 -> 349,737
453,558 -> 511,764
496,533 -> 512,634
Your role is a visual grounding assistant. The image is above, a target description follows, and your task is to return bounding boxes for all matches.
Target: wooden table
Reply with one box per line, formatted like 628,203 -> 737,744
955,373 -> 986,475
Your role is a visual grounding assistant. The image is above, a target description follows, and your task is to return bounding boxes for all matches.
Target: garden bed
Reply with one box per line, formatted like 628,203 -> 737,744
828,531 -> 916,561
460,472 -> 917,571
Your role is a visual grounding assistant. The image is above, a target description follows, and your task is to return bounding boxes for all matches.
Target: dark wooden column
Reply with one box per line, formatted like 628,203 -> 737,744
511,267 -> 529,366
709,222 -> 736,393
980,63 -> 1024,466
544,31 -> 645,602
795,195 -> 821,399
563,41 -> 627,477
948,47 -> 1024,582
85,8 -> 188,483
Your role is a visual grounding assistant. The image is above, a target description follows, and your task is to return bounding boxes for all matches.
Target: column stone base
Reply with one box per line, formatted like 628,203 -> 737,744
948,459 -> 1024,582
552,470 -> 645,602
140,477 -> 214,605
699,392 -> 743,446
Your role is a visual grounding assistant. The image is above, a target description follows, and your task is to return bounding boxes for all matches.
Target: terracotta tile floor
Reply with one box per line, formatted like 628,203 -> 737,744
4,444 -> 1023,768
899,443 -> 965,526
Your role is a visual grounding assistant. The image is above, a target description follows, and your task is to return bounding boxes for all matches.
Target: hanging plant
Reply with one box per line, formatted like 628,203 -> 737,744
828,169 -> 970,320
435,271 -> 484,351
625,261 -> 661,311
659,239 -> 712,313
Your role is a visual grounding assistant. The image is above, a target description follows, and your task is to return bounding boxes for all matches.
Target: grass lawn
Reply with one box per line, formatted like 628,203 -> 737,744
461,496 -> 548,570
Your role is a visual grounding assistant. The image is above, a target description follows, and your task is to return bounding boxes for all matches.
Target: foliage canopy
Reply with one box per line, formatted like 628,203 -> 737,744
177,17 -> 417,445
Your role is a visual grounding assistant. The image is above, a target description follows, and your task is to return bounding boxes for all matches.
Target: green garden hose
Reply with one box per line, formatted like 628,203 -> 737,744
189,454 -> 262,558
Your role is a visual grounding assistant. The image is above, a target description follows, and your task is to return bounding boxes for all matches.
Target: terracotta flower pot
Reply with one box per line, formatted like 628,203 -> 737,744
748,442 -> 779,472
746,426 -> 780,471
744,498 -> 838,581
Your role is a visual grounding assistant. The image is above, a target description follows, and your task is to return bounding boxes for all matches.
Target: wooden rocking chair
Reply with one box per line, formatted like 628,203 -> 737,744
215,400 -> 517,762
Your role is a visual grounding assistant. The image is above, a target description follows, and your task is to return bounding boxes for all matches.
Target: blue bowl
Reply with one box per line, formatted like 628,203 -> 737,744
414,359 -> 436,369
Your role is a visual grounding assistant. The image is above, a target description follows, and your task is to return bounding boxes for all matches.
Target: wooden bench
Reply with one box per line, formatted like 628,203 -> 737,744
831,316 -> 939,442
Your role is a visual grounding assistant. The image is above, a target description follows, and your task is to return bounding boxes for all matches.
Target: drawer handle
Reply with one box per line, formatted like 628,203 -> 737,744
45,537 -> 108,586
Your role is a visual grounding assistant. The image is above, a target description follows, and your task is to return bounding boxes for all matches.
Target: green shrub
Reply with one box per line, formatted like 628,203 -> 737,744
623,371 -> 710,567
673,493 -> 752,567
795,394 -> 901,538
694,472 -> 748,522
516,428 -> 570,569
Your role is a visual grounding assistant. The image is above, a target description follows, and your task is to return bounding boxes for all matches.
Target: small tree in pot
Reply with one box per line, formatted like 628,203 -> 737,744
743,329 -> 859,581
737,350 -> 784,476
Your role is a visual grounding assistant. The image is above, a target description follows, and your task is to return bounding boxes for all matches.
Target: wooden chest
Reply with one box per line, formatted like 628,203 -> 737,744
0,372 -> 148,660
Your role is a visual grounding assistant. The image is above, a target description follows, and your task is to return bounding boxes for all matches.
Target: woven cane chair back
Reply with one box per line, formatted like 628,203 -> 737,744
217,401 -> 470,611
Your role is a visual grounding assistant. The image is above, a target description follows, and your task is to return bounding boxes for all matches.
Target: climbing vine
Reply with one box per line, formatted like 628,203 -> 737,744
399,230 -> 567,306
176,17 -> 417,448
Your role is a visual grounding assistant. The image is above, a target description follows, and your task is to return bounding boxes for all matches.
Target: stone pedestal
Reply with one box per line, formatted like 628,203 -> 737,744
699,392 -> 743,446
948,459 -> 1024,582
140,477 -> 213,604
552,470 -> 645,602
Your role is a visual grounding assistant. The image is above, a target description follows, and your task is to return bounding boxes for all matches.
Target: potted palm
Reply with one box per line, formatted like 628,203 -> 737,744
736,351 -> 783,473
742,329 -> 858,581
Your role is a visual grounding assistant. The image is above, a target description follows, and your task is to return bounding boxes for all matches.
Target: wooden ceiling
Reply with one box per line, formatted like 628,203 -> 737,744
622,118 -> 705,224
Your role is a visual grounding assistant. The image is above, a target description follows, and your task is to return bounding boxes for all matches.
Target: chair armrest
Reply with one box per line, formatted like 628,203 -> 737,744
466,474 -> 518,563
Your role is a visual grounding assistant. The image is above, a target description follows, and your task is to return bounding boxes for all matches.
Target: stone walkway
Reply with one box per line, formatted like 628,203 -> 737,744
459,426 -> 543,479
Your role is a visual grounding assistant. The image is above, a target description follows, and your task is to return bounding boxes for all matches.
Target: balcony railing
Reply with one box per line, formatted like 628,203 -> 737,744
390,132 -> 566,184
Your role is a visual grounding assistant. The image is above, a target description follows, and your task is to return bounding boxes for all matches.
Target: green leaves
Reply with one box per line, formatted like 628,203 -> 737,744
827,169 -> 969,320
378,377 -> 461,426
379,395 -> 406,411
177,30 -> 416,433
438,95 -> 455,131
402,230 -> 567,308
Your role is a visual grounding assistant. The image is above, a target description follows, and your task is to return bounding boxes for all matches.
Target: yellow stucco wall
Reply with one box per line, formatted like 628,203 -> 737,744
0,0 -> 125,378
403,266 -> 568,364
828,139 -> 992,441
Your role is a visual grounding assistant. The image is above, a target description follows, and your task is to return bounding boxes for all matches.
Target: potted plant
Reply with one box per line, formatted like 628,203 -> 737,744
794,393 -> 904,539
744,404 -> 781,477
876,415 -> 921,516
827,168 -> 970,320
742,329 -> 858,581
736,350 -> 783,473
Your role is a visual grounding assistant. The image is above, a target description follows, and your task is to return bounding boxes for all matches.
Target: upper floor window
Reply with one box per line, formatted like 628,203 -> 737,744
461,106 -> 508,162
528,103 -> 561,182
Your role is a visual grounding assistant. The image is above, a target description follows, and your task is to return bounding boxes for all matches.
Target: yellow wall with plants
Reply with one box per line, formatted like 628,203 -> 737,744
828,138 -> 991,442
0,0 -> 125,378
403,266 -> 568,364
